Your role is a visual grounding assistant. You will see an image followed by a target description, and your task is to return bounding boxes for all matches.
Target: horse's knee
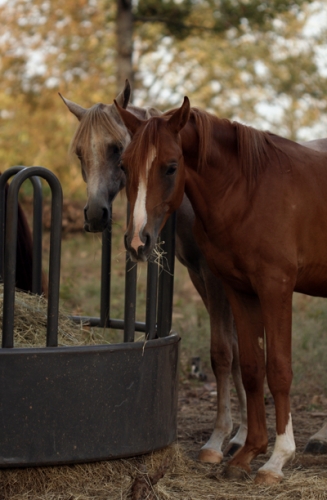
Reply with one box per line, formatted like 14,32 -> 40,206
241,363 -> 265,393
211,344 -> 233,373
266,357 -> 292,395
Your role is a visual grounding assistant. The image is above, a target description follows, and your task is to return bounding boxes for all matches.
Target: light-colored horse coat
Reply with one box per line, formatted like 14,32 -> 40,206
60,82 -> 247,463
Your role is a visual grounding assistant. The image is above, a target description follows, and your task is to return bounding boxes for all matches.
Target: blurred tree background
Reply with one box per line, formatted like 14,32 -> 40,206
1,0 -> 327,196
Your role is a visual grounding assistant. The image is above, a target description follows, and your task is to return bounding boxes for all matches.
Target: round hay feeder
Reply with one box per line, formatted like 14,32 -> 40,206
0,166 -> 179,467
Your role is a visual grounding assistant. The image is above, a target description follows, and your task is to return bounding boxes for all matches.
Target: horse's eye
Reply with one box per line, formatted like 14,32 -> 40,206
109,144 -> 122,157
166,165 -> 177,176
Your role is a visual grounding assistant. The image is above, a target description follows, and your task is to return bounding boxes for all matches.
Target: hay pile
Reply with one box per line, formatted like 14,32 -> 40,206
1,444 -> 327,500
0,284 -> 106,347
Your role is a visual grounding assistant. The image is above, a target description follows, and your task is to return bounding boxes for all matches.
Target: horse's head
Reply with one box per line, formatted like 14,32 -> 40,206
60,80 -> 132,232
115,97 -> 190,262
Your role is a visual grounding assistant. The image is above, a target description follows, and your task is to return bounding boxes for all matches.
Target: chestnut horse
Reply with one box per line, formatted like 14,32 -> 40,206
115,96 -> 327,484
60,82 -> 248,463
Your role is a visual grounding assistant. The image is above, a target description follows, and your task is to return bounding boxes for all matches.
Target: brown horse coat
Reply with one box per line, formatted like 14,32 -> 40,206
115,96 -> 327,484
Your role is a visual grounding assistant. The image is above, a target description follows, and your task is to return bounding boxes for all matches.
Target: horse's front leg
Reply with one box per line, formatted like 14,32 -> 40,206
187,269 -> 232,464
254,280 -> 295,484
188,275 -> 248,461
223,286 -> 267,478
187,268 -> 247,463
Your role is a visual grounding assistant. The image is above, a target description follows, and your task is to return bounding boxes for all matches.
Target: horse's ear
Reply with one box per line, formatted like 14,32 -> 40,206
115,79 -> 131,109
114,99 -> 143,136
58,93 -> 86,121
167,96 -> 190,135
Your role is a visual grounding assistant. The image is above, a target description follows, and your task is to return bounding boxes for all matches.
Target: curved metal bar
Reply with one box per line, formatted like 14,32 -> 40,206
157,213 -> 176,337
0,166 -> 43,294
146,260 -> 159,339
2,167 -> 62,348
100,224 -> 112,328
69,315 -> 147,332
124,203 -> 137,342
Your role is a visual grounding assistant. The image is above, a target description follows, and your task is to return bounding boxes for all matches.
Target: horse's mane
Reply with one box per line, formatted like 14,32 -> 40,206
194,107 -> 292,181
164,106 -> 281,182
123,105 -> 287,186
232,120 -> 281,182
69,103 -> 163,163
69,103 -> 127,160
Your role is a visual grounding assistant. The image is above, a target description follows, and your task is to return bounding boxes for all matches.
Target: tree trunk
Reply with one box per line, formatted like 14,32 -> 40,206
116,0 -> 134,100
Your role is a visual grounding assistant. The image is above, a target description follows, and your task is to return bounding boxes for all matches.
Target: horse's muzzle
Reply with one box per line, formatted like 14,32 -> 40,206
84,206 -> 110,233
84,219 -> 109,233
124,233 -> 152,262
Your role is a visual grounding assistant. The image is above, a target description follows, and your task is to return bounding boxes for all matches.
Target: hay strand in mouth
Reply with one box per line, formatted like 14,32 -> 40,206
150,240 -> 173,276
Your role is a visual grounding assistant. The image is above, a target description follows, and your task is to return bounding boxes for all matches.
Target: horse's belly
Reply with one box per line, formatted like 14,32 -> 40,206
295,266 -> 327,298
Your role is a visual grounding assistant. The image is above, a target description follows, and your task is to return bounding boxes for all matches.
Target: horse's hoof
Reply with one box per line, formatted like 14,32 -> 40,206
224,465 -> 250,481
198,448 -> 223,464
224,442 -> 242,458
255,470 -> 283,485
304,439 -> 327,454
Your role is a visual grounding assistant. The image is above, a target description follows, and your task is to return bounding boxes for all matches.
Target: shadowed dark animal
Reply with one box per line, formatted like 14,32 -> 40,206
1,180 -> 47,295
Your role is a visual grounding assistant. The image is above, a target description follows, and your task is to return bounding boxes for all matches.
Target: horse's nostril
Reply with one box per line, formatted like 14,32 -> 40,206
144,233 -> 150,247
84,206 -> 89,221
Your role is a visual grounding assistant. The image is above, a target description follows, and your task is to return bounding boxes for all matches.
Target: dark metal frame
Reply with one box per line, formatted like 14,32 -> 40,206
0,166 -> 179,467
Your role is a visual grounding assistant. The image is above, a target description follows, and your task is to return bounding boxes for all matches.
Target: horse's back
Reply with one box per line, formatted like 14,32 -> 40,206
300,138 -> 327,153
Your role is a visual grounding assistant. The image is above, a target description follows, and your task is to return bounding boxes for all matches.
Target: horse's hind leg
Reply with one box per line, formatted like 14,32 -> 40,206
224,325 -> 247,457
187,267 -> 247,463
305,422 -> 327,454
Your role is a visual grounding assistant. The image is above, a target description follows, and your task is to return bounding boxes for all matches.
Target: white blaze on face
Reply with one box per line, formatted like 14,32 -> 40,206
131,145 -> 156,251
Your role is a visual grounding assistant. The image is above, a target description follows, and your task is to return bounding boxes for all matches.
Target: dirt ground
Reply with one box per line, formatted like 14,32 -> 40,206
178,377 -> 327,477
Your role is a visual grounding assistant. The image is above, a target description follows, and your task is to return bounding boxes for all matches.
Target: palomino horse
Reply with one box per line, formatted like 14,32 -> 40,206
60,82 -> 248,463
115,96 -> 327,484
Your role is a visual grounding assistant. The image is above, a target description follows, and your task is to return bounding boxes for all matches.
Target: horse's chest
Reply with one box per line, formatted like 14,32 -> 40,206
192,217 -> 250,289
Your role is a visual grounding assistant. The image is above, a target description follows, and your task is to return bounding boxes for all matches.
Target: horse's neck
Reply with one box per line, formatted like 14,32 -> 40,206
181,115 -> 239,180
181,116 -> 247,225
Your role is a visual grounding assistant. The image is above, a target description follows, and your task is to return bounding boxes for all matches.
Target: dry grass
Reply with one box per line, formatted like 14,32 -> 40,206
1,444 -> 327,500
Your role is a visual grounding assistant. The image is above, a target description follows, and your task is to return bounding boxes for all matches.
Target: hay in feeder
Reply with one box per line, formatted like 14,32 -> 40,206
0,284 -> 106,347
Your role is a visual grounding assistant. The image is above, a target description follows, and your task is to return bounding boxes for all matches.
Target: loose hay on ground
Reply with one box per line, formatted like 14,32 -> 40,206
1,445 -> 327,500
